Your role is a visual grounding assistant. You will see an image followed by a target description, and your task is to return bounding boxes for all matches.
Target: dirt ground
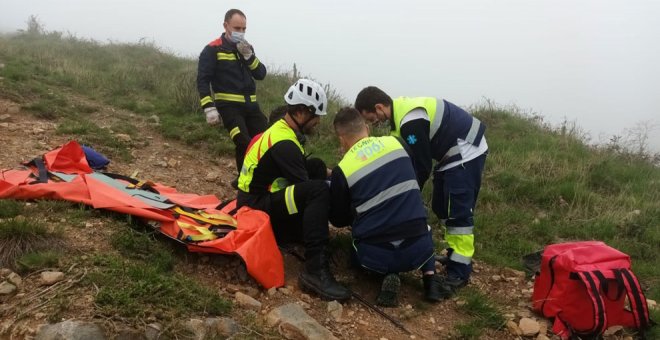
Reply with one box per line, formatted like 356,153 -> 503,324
0,97 -> 550,339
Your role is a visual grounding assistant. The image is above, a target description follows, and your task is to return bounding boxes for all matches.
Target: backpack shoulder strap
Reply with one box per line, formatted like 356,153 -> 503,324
574,271 -> 608,337
614,268 -> 651,330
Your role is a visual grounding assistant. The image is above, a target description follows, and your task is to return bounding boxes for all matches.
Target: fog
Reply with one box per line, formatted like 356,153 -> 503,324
2,0 -> 659,151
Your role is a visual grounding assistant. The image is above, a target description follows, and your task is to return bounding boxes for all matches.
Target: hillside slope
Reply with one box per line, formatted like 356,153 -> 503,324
1,29 -> 658,339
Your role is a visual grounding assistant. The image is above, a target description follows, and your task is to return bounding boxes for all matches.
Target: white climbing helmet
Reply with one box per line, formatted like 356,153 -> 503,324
284,79 -> 328,116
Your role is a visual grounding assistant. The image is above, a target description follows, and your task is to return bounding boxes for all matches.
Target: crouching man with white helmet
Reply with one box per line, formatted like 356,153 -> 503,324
236,79 -> 351,301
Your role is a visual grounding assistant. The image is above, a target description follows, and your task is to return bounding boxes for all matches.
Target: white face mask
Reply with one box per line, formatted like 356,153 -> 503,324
230,31 -> 245,43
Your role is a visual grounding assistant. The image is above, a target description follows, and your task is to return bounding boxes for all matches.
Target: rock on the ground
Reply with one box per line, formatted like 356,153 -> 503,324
7,272 -> 22,287
327,300 -> 343,321
145,323 -> 161,340
647,299 -> 657,310
267,303 -> 338,340
40,271 -> 64,285
519,317 -> 540,336
506,320 -> 522,336
116,327 -> 145,340
536,334 -> 550,340
235,291 -> 262,311
267,287 -> 278,296
0,114 -> 10,121
185,319 -> 206,340
0,281 -> 16,295
209,317 -> 239,337
603,325 -> 623,336
35,320 -> 106,340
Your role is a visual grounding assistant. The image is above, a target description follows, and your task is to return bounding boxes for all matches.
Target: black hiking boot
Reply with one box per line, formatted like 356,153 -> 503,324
376,273 -> 400,307
298,253 -> 351,301
424,274 -> 468,301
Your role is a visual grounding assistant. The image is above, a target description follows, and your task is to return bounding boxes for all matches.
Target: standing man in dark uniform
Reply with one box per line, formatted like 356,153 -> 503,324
197,9 -> 267,188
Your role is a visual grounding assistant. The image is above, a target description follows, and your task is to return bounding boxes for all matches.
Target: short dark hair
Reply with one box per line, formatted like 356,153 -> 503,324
287,104 -> 312,117
333,107 -> 366,136
224,9 -> 246,23
354,86 -> 392,113
269,105 -> 288,126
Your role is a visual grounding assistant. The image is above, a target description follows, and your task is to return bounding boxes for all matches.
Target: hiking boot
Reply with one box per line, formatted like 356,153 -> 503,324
299,253 -> 351,301
435,254 -> 450,266
423,274 -> 444,302
425,274 -> 468,301
376,273 -> 400,307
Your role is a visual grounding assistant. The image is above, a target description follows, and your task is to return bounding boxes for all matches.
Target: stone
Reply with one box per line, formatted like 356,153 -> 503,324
278,287 -> 292,296
536,335 -> 550,340
144,323 -> 161,340
603,325 -> 623,336
266,303 -> 338,339
167,159 -> 178,168
647,299 -> 657,310
235,291 -> 262,311
35,320 -> 106,340
115,133 -> 132,142
205,172 -> 219,181
0,281 -> 16,295
0,268 -> 12,277
267,287 -> 278,296
519,317 -> 540,336
7,106 -> 19,114
503,313 -> 516,320
40,271 -> 65,285
184,318 -> 206,340
0,122 -> 8,128
491,275 -> 502,281
115,327 -> 144,340
210,317 -> 238,337
149,115 -> 160,124
327,300 -> 343,321
0,114 -> 10,121
244,286 -> 260,298
506,320 -> 522,336
225,283 -> 241,293
7,272 -> 22,287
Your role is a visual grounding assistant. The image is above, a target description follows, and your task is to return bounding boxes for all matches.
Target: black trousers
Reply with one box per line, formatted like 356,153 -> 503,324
238,180 -> 331,260
216,101 -> 267,173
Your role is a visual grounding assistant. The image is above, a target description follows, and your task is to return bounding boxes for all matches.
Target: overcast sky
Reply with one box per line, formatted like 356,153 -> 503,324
2,0 -> 659,151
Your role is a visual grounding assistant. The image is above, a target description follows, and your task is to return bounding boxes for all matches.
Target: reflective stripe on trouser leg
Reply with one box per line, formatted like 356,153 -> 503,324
445,234 -> 474,264
284,186 -> 298,215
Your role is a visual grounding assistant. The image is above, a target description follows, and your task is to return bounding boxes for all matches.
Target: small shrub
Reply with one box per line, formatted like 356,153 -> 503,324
0,217 -> 62,270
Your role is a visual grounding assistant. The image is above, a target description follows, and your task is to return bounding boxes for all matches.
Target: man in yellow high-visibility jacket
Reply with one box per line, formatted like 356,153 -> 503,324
355,86 -> 488,298
237,79 -> 351,301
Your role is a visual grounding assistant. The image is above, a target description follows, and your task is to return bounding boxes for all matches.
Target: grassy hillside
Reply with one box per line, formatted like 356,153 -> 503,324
1,25 -> 658,336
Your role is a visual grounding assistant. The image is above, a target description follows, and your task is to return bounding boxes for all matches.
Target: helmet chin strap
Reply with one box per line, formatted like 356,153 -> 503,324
292,112 -> 314,134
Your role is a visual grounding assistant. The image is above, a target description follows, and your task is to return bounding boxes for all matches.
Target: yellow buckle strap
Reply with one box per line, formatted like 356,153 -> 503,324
172,207 -> 237,228
177,222 -> 218,242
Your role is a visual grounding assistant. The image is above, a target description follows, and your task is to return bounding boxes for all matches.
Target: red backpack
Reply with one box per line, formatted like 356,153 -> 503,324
532,241 -> 651,339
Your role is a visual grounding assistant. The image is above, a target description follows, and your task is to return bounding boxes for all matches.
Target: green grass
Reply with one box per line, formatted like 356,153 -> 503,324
87,253 -> 230,319
0,199 -> 24,218
16,250 -> 61,272
455,288 -> 506,339
0,217 -> 62,270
